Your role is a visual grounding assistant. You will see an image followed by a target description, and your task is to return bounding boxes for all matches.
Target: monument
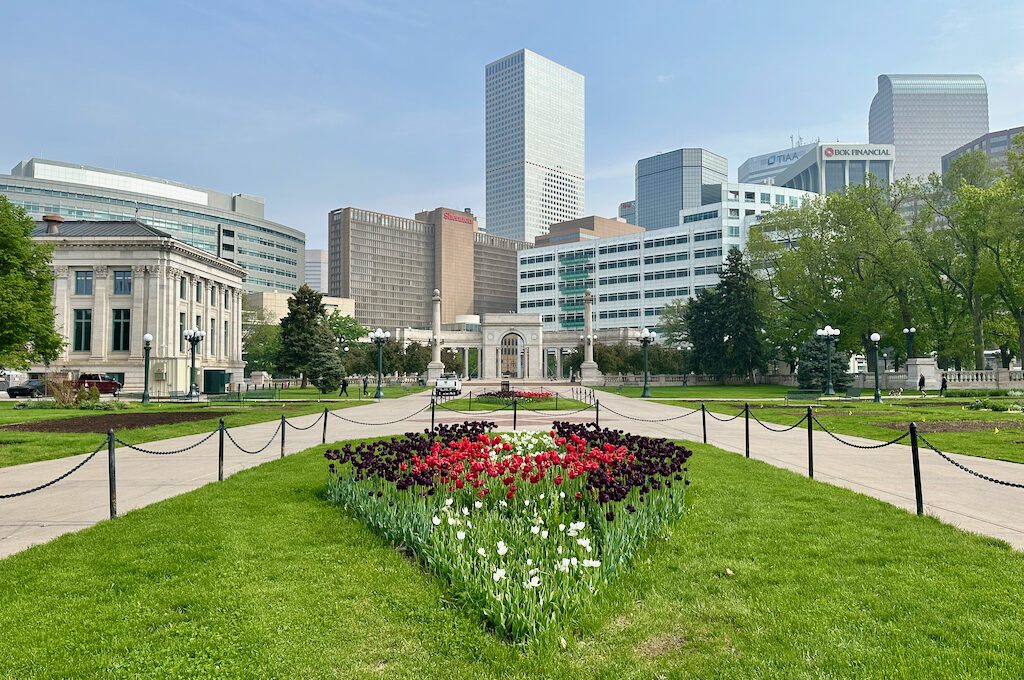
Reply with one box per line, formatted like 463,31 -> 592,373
426,288 -> 445,382
579,290 -> 603,385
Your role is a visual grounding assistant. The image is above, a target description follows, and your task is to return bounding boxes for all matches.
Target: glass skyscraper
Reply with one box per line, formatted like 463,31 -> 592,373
868,74 -> 989,180
485,49 -> 585,243
634,148 -> 728,230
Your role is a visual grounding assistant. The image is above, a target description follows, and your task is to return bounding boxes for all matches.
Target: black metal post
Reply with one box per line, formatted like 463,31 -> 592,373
513,397 -> 518,430
431,398 -> 436,430
909,422 -> 924,516
218,418 -> 225,482
595,399 -> 600,428
744,402 -> 750,458
701,403 -> 707,444
555,392 -> 558,410
107,429 -> 117,518
469,391 -> 473,411
142,340 -> 152,404
322,407 -> 328,444
806,406 -> 814,478
280,414 -> 286,459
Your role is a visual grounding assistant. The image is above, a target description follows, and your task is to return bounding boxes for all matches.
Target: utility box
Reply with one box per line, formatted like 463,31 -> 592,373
203,370 -> 229,394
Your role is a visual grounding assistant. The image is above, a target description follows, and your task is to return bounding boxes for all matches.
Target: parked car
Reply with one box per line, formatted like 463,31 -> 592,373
434,372 -> 462,396
76,373 -> 122,395
7,379 -> 47,398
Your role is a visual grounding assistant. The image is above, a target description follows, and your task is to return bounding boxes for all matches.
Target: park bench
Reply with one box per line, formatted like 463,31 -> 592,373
169,391 -> 197,402
843,387 -> 863,400
207,392 -> 242,403
785,390 -> 821,404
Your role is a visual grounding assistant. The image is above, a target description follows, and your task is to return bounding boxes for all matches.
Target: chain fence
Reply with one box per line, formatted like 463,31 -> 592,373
919,433 -> 1024,489
224,420 -> 283,455
284,411 -> 326,431
0,439 -> 107,499
114,429 -> 219,455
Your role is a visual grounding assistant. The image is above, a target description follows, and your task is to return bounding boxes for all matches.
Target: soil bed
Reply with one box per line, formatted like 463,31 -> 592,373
877,419 -> 1022,433
2,410 -> 232,434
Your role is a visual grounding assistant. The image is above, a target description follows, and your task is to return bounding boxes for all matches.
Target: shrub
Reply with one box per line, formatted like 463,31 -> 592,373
45,377 -> 79,407
967,399 -> 1009,412
475,390 -> 554,403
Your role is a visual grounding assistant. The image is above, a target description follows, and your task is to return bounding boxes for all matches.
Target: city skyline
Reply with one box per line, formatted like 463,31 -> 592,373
2,1 -> 1023,249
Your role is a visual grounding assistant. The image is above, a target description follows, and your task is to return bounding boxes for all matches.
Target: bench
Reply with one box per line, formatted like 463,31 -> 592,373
785,390 -> 821,404
843,387 -> 863,400
208,392 -> 242,403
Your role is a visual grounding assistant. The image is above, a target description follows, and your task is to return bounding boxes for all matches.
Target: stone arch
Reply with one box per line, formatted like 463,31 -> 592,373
499,332 -> 525,378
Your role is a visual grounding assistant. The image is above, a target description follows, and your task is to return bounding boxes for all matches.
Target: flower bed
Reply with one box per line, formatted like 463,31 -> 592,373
325,421 -> 693,640
474,389 -> 554,403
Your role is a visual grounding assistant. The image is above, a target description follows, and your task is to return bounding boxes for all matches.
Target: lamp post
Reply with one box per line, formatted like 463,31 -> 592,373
903,326 -> 917,359
870,332 -> 882,403
637,327 -> 656,398
882,351 -> 889,373
183,327 -> 206,397
370,327 -> 390,399
142,333 -> 153,404
815,325 -> 841,395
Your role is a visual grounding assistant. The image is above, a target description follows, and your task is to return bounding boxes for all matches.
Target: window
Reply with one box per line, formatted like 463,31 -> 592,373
224,289 -> 229,308
760,192 -> 771,204
210,285 -> 217,305
113,271 -> 132,295
196,315 -> 202,331
74,270 -> 93,295
180,276 -> 187,299
775,194 -> 785,205
210,318 -> 216,350
224,320 -> 229,354
744,192 -> 755,202
73,309 -> 92,352
112,309 -> 131,352
196,281 -> 203,302
179,313 -> 186,352
789,196 -> 799,206
728,208 -> 739,218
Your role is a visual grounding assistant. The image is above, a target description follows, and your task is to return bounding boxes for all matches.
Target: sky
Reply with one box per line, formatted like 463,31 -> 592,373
2,0 -> 1023,249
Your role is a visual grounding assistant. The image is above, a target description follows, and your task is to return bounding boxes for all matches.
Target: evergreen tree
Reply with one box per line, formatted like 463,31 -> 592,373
718,248 -> 768,382
306,329 -> 346,394
796,337 -> 852,391
684,288 -> 728,380
277,284 -> 329,387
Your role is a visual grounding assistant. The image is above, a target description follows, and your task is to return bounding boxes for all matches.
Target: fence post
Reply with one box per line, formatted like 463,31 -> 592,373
280,414 -> 286,459
555,391 -> 558,410
595,399 -> 600,428
431,398 -> 436,431
107,429 -> 117,519
744,403 -> 750,458
513,397 -> 518,430
469,391 -> 473,411
218,418 -> 225,482
321,407 -> 329,444
909,422 -> 924,516
806,406 -> 814,479
701,403 -> 707,444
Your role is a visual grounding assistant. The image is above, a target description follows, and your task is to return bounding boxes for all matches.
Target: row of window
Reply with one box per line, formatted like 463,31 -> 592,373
643,234 -> 689,249
693,229 -> 722,242
519,298 -> 553,309
72,309 -> 229,354
645,287 -> 690,298
74,270 -> 133,296
693,265 -> 723,276
598,273 -> 640,286
644,269 -> 689,281
682,210 -> 719,224
694,247 -> 723,259
520,268 -> 555,279
520,282 -> 555,293
520,253 -> 555,265
645,252 -> 688,265
598,258 -> 639,271
598,242 -> 639,255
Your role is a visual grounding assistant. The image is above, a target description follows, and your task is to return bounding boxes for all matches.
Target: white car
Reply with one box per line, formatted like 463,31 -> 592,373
434,372 -> 462,396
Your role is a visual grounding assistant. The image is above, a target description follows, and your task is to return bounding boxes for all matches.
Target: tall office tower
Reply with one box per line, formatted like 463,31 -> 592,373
868,74 -> 989,180
485,49 -> 585,242
617,200 -> 636,225
634,148 -> 727,230
304,248 -> 328,292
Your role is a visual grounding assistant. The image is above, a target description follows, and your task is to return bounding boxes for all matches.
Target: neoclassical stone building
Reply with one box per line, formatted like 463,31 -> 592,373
31,216 -> 245,395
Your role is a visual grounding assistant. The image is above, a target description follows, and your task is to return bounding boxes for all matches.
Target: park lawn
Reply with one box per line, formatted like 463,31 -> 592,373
439,395 -> 590,412
1,439 -> 1022,678
276,384 -> 429,400
597,384 -> 791,399
656,398 -> 1024,465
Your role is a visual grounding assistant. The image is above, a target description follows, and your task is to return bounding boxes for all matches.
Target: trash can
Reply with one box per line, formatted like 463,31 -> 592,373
501,379 -> 510,392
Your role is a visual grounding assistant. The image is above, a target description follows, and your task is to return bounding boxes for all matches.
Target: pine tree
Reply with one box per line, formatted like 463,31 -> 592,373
277,284 -> 328,387
684,288 -> 727,380
718,248 -> 768,382
796,337 -> 852,391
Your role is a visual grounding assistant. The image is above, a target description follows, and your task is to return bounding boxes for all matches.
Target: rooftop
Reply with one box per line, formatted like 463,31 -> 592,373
32,219 -> 174,239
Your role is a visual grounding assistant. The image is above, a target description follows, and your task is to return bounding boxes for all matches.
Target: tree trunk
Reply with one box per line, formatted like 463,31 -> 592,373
972,292 -> 985,370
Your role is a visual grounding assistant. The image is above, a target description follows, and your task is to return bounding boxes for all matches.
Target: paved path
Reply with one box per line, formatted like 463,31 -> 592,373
2,390 -> 1024,559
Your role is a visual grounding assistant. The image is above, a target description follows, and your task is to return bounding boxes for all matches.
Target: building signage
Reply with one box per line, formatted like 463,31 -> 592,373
766,151 -> 802,166
823,146 -> 891,158
443,211 -> 475,225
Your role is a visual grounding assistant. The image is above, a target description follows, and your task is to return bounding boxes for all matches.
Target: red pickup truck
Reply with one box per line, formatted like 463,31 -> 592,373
76,373 -> 122,395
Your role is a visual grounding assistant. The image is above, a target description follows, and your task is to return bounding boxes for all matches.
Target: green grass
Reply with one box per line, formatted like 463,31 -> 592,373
1,438 -> 1022,678
657,398 -> 1024,465
275,384 -> 429,400
438,396 -> 591,412
598,384 -> 792,399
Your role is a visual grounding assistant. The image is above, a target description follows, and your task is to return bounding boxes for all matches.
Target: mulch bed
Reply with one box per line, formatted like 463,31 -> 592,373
877,419 -> 1023,433
2,411 -> 232,435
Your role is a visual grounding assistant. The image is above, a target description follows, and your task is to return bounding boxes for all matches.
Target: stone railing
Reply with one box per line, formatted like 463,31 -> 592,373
941,369 -> 1023,388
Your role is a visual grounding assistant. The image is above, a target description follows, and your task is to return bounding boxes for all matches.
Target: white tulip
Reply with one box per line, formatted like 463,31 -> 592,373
493,568 -> 506,582
474,500 -> 483,509
445,498 -> 454,507
582,559 -> 601,568
530,526 -> 540,535
456,531 -> 466,540
477,548 -> 487,557
497,541 -> 508,556
541,530 -> 549,539
432,516 -> 441,526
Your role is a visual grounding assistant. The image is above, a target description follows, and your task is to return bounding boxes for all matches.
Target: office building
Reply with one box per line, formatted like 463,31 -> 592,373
534,215 -> 644,247
485,49 -> 585,242
618,200 -> 636,225
304,249 -> 328,292
773,143 -> 896,193
738,142 -> 817,184
245,291 -> 355,324
868,74 -> 989,180
517,184 -> 813,331
328,206 -> 529,329
942,125 -> 1024,173
30,215 -> 245,394
2,158 -> 305,292
634,148 -> 728,230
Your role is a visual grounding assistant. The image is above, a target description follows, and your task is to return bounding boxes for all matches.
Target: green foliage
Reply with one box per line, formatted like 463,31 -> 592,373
277,285 -> 331,383
717,248 -> 768,381
326,311 -> 368,344
684,288 -> 727,379
0,197 -> 63,369
796,336 -> 851,391
243,323 -> 281,376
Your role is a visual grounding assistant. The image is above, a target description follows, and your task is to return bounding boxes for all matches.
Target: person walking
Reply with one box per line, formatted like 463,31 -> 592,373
362,375 -> 369,397
918,374 -> 926,396
940,375 -> 948,397
339,377 -> 349,398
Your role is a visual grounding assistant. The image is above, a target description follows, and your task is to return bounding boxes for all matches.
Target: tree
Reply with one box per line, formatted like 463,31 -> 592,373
658,299 -> 689,348
684,288 -> 727,380
717,248 -> 767,381
326,311 -> 368,344
0,197 -> 63,369
243,323 -> 281,376
797,337 -> 851,391
306,326 -> 346,394
986,135 -> 1024,365
277,284 -> 329,387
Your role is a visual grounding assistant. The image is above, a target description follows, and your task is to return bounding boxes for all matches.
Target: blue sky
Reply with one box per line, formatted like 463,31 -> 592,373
3,1 -> 1023,248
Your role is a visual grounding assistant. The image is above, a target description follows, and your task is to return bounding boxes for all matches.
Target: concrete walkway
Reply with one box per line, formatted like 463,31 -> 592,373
2,389 -> 1024,559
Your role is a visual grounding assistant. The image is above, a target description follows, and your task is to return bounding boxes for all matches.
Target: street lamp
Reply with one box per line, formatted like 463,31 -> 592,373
870,332 -> 882,403
882,351 -> 889,373
370,327 -> 390,399
903,326 -> 917,359
183,327 -> 206,398
637,327 -> 657,398
815,325 -> 841,395
142,333 -> 153,404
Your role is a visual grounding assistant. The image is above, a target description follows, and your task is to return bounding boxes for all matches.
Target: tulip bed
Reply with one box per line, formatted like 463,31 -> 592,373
473,389 -> 555,403
325,421 -> 692,640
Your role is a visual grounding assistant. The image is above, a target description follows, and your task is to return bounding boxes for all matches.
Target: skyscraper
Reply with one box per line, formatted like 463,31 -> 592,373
304,248 -> 327,292
485,49 -> 585,243
868,74 -> 989,180
634,148 -> 727,230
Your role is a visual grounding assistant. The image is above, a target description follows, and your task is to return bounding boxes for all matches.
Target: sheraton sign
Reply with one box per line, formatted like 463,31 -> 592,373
444,211 -> 474,225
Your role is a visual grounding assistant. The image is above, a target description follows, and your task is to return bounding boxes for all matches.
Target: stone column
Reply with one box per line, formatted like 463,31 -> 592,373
426,288 -> 444,381
129,265 -> 148,359
91,266 -> 109,361
462,346 -> 468,380
556,348 -> 562,380
52,266 -> 70,362
580,289 -> 602,385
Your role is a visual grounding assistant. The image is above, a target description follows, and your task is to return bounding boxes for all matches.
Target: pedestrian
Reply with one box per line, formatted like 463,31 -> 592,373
940,375 -> 948,397
918,374 -> 926,396
339,377 -> 349,397
362,375 -> 369,396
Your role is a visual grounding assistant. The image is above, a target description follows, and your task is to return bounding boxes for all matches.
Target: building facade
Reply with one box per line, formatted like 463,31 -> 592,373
737,142 -> 817,184
328,206 -> 529,329
32,217 -> 245,394
517,184 -> 814,331
485,49 -> 585,242
634,148 -> 728,230
2,158 -> 305,292
868,74 -> 989,180
245,291 -> 355,323
942,125 -> 1024,173
303,248 -> 328,292
534,215 -> 644,247
617,200 -> 636,225
772,143 -> 896,193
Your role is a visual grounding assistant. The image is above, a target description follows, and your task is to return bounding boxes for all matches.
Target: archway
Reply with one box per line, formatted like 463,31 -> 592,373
500,333 -> 524,378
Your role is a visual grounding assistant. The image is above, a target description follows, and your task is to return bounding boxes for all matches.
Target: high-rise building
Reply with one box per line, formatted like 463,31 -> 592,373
634,148 -> 728,230
485,49 -> 585,243
942,125 -> 1024,173
617,200 -> 636,225
303,248 -> 328,292
738,142 -> 817,185
773,142 -> 896,194
2,158 -> 305,292
868,74 -> 989,180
